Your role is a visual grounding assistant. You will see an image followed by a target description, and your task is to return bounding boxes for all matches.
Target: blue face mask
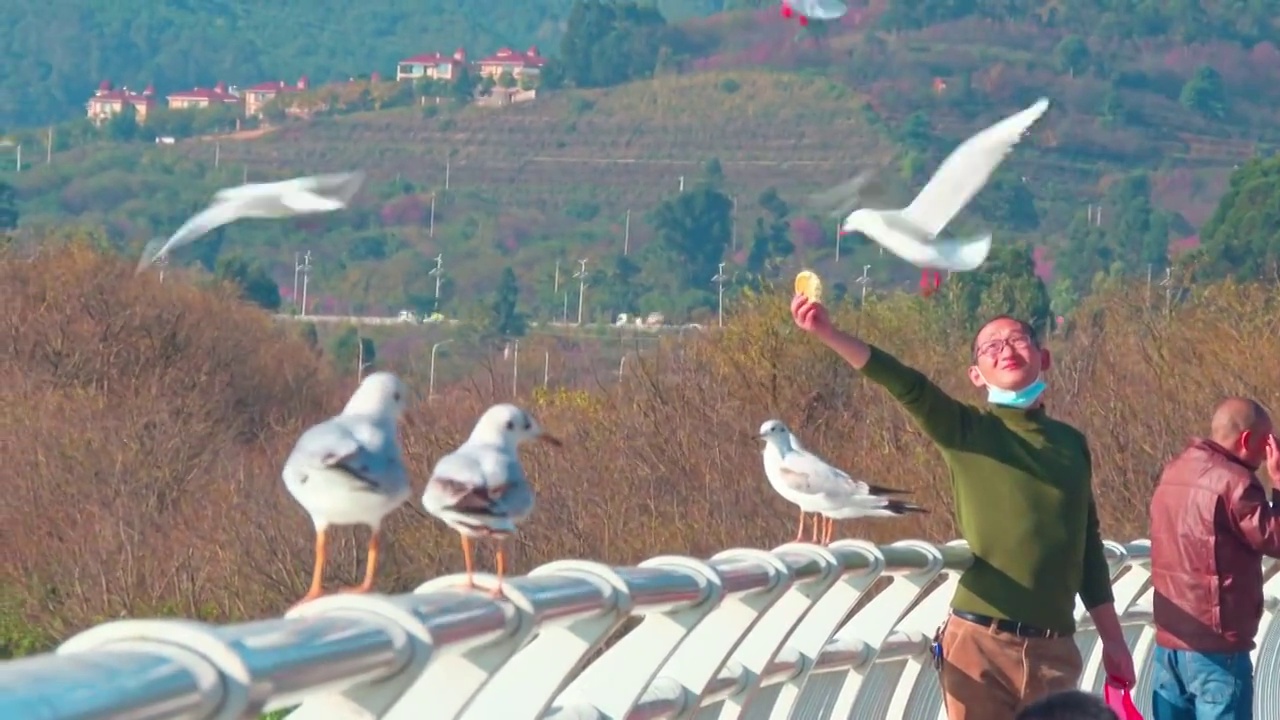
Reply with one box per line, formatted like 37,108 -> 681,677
985,376 -> 1047,409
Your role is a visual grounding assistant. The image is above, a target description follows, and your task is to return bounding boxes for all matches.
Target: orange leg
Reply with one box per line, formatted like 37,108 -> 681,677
810,515 -> 822,543
294,526 -> 328,607
822,517 -> 835,544
461,534 -> 476,588
341,529 -> 381,593
490,544 -> 506,598
794,508 -> 807,542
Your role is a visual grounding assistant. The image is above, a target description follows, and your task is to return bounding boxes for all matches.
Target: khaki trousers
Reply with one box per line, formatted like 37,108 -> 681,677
939,614 -> 1084,720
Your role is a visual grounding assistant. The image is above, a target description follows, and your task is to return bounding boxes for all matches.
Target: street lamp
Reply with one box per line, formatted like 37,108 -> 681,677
857,264 -> 871,305
429,339 -> 452,401
712,262 -> 728,327
573,258 -> 588,325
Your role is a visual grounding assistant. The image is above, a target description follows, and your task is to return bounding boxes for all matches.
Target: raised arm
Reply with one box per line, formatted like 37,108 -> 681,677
792,294 -> 971,447
1228,479 -> 1280,558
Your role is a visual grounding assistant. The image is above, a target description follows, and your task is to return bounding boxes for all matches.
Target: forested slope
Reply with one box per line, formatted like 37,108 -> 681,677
0,0 -> 579,126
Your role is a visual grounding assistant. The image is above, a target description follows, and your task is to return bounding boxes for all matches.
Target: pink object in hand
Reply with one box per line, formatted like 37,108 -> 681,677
1104,678 -> 1145,720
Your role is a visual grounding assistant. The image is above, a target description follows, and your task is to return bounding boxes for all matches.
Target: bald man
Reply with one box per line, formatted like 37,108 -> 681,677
1149,397 -> 1280,720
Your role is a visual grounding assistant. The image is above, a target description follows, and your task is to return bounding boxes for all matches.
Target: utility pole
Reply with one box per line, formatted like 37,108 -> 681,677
712,262 -> 728,328
214,142 -> 220,168
156,254 -> 169,284
293,252 -> 302,313
553,260 -> 560,294
623,210 -> 631,255
46,127 -> 52,164
296,251 -> 312,316
835,219 -> 843,262
429,194 -> 436,237
543,350 -> 550,386
512,340 -> 519,397
429,253 -> 443,312
444,157 -> 450,190
858,264 -> 871,305
574,258 -> 588,325
428,340 -> 452,401
730,196 -> 738,252
678,176 -> 685,192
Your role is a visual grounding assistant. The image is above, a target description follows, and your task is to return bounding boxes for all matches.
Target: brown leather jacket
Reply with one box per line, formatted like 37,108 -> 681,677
1150,438 -> 1280,652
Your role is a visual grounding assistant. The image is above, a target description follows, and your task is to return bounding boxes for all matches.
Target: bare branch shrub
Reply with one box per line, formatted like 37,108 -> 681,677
3,242 -> 1276,650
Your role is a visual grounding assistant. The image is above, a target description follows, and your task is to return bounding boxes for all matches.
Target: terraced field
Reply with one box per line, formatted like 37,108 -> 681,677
187,72 -> 889,229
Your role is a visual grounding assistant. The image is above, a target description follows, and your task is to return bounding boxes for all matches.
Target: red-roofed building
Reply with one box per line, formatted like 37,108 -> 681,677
476,46 -> 546,80
86,81 -> 157,125
167,82 -> 242,111
243,76 -> 310,117
397,49 -> 467,82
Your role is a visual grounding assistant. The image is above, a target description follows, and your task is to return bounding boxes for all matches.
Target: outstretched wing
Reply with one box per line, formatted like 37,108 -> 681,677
137,202 -> 241,271
901,97 -> 1049,237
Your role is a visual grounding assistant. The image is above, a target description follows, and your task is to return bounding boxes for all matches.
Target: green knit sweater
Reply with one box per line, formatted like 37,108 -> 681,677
862,345 -> 1113,634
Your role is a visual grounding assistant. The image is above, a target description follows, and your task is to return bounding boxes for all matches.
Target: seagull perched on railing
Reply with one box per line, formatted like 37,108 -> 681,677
137,171 -> 364,271
282,372 -> 410,606
759,419 -> 925,544
422,404 -> 558,597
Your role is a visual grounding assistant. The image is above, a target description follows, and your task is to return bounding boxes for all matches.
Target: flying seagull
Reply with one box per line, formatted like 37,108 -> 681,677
137,171 -> 364,272
839,97 -> 1051,288
780,0 -> 848,26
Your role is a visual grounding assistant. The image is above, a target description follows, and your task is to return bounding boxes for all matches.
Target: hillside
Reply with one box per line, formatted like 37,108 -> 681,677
0,0 -> 578,126
7,1 -> 1280,320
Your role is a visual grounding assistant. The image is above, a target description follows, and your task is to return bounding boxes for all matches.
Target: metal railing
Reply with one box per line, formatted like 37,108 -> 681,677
1,539 -> 1277,719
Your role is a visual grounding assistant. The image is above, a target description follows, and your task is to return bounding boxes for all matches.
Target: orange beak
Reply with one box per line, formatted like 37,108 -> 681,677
538,433 -> 562,447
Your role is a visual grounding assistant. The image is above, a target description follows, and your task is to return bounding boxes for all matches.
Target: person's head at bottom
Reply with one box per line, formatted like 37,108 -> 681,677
1015,690 -> 1118,719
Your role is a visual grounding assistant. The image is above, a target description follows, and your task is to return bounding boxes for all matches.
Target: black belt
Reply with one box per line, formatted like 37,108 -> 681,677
951,610 -> 1065,639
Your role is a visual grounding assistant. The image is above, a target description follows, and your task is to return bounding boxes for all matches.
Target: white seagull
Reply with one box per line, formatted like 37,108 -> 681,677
839,97 -> 1051,274
759,420 -> 925,544
422,404 -> 559,596
281,371 -> 411,605
137,171 -> 364,271
780,0 -> 848,26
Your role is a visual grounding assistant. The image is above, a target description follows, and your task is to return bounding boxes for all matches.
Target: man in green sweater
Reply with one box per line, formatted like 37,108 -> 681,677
790,293 -> 1135,719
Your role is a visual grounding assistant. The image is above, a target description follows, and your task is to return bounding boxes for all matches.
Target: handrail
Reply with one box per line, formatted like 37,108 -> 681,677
0,538 -> 1276,719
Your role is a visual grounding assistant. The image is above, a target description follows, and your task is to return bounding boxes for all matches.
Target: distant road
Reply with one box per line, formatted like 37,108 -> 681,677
270,314 -> 705,336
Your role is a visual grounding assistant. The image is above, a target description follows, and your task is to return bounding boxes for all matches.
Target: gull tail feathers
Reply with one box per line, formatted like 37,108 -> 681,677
884,499 -> 928,515
865,483 -> 913,497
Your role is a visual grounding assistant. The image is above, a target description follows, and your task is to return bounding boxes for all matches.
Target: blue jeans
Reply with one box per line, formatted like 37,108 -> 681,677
1151,646 -> 1254,720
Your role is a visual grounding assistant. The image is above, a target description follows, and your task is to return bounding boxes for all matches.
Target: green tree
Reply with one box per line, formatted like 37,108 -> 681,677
0,180 -> 17,230
970,173 -> 1039,232
597,255 -> 645,316
649,183 -> 733,294
745,187 -> 793,280
214,254 -> 281,310
558,0 -> 676,88
328,325 -> 376,376
103,105 -> 138,142
486,267 -> 527,338
496,71 -> 516,89
1179,65 -> 1227,119
1053,36 -> 1090,76
1198,155 -> 1280,280
935,244 -> 1052,337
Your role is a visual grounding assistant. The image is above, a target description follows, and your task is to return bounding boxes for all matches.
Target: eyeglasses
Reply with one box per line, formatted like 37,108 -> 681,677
975,333 -> 1033,359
